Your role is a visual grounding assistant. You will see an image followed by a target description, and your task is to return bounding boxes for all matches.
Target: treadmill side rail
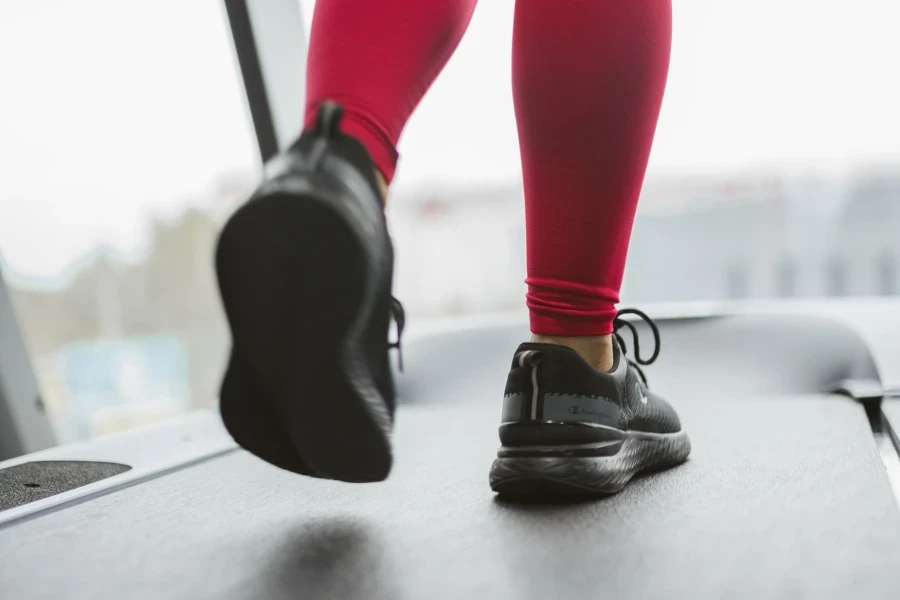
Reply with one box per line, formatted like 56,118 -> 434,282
0,410 -> 235,527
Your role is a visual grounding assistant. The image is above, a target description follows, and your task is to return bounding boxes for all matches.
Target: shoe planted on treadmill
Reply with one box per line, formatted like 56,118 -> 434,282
216,101 -> 404,483
489,309 -> 691,496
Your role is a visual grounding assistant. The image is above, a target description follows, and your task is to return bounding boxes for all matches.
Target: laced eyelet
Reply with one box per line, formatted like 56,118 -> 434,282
613,308 -> 661,387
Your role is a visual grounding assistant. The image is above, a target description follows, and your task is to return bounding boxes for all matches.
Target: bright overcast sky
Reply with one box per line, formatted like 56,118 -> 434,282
1,0 -> 899,280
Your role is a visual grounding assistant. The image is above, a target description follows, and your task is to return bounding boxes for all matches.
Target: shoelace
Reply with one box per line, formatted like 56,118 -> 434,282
387,302 -> 656,380
388,296 -> 406,372
613,308 -> 661,386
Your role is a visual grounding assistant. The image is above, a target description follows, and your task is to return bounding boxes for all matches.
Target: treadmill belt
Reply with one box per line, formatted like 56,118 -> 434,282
1,397 -> 899,599
1,313 -> 899,599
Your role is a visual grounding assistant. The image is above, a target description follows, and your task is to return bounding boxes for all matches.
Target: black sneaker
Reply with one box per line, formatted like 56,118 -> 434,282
215,101 -> 404,483
489,309 -> 690,496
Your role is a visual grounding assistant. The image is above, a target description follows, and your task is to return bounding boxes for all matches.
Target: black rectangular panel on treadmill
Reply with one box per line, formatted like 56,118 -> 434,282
0,461 -> 131,511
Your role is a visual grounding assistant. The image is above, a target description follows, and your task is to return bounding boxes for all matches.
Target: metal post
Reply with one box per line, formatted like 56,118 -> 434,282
879,250 -> 897,296
0,268 -> 56,460
223,0 -> 308,164
776,257 -> 796,298
827,256 -> 847,297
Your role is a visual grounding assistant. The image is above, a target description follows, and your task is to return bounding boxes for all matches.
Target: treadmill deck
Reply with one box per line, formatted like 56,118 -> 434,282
3,310 -> 900,599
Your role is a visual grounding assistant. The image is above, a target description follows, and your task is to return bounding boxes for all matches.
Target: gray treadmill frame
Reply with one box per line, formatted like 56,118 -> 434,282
0,268 -> 56,461
223,0 -> 308,164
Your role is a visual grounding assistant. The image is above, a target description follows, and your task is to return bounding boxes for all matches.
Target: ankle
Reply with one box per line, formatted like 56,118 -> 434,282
530,333 -> 614,371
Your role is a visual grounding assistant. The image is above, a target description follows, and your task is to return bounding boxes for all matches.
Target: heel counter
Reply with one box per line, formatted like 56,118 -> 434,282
501,349 -> 544,423
502,344 -> 623,429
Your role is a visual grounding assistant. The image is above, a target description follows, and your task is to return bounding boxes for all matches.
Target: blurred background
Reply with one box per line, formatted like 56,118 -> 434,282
1,0 -> 899,444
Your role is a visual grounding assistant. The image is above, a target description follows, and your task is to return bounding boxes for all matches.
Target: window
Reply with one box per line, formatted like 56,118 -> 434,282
4,0 -> 899,447
0,1 -> 259,443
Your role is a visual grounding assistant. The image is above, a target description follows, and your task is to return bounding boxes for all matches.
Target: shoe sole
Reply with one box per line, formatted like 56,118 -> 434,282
220,345 -> 319,476
489,430 -> 691,497
216,174 -> 392,483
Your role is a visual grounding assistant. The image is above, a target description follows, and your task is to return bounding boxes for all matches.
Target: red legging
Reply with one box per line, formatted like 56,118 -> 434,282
304,0 -> 672,336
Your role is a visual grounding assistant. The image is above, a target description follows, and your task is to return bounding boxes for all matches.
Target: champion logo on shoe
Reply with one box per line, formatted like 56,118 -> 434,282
568,405 -> 608,418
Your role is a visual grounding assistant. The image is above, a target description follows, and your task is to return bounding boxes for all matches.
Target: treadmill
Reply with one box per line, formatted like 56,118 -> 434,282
5,2 -> 900,598
4,302 -> 900,599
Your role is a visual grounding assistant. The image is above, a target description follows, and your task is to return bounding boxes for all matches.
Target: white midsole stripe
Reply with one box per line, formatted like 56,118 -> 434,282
500,440 -> 622,452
